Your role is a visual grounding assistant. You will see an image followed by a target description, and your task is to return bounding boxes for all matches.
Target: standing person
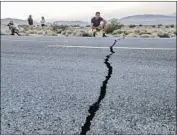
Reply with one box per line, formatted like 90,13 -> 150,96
28,15 -> 33,29
40,16 -> 45,28
91,12 -> 108,37
7,21 -> 21,36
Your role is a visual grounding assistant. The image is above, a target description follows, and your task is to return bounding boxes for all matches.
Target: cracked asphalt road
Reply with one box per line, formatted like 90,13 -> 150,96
1,36 -> 176,135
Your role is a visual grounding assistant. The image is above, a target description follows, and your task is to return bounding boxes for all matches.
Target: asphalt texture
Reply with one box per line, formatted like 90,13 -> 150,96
1,36 -> 176,135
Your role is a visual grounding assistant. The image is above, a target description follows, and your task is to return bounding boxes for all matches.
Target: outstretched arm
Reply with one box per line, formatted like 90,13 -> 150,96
101,17 -> 107,24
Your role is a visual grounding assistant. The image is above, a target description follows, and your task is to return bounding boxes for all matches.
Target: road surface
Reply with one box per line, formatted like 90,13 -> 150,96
1,36 -> 176,135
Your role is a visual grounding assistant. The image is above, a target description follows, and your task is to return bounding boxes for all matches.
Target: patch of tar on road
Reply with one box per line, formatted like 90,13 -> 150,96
80,39 -> 119,135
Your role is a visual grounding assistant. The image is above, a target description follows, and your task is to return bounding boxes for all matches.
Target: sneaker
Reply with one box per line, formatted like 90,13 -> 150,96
102,33 -> 108,37
93,32 -> 96,37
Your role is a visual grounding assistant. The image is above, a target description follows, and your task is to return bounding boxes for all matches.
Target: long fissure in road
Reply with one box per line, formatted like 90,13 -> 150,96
79,40 -> 118,135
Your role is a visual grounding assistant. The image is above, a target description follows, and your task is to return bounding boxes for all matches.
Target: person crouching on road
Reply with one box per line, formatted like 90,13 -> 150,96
91,12 -> 108,37
7,21 -> 21,36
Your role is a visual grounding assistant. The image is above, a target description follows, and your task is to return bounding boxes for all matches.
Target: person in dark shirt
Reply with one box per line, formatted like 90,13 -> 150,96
91,12 -> 108,37
28,15 -> 33,29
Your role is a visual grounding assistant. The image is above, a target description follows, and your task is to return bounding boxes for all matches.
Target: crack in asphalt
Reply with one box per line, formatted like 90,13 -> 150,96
80,39 -> 118,135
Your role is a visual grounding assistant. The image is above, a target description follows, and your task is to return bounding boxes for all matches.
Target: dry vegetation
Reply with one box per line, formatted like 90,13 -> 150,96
2,22 -> 176,38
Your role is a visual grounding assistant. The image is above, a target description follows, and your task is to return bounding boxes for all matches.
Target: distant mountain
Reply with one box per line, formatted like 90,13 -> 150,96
1,18 -> 52,26
1,13 -> 176,26
1,18 -> 25,25
53,21 -> 89,26
119,14 -> 176,25
1,18 -> 36,25
168,13 -> 176,16
1,18 -> 89,26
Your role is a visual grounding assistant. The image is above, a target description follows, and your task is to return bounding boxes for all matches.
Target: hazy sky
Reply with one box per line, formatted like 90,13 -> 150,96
1,1 -> 176,21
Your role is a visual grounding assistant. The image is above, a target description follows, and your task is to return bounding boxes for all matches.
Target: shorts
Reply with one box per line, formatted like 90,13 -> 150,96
29,25 -> 33,29
41,24 -> 45,27
92,26 -> 103,32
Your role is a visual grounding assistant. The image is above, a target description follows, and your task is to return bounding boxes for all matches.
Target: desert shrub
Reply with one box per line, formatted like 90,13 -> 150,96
110,19 -> 120,25
28,30 -> 34,34
129,24 -> 136,28
139,29 -> 148,35
139,24 -> 143,27
157,32 -> 170,38
151,25 -> 156,28
61,31 -> 66,35
144,32 -> 151,34
122,31 -> 129,36
37,31 -> 43,35
56,28 -> 63,34
112,29 -> 124,35
170,24 -> 175,28
119,24 -> 124,28
134,29 -> 140,34
74,30 -> 91,37
86,25 -> 91,27
82,33 -> 92,37
51,25 -> 69,32
112,30 -> 117,35
19,25 -> 29,31
106,24 -> 117,33
140,34 -> 152,38
65,30 -> 73,35
34,30 -> 41,34
106,24 -> 124,33
117,30 -> 123,34
72,24 -> 80,27
25,31 -> 30,36
52,33 -> 58,36
165,25 -> 170,28
127,33 -> 138,37
106,19 -> 124,33
158,24 -> 163,28
46,30 -> 57,36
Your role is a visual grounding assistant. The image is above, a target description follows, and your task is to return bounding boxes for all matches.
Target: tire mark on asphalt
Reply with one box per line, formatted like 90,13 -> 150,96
79,39 -> 119,135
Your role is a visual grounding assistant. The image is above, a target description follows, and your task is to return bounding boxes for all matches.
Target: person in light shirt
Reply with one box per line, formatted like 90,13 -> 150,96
40,16 -> 45,28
